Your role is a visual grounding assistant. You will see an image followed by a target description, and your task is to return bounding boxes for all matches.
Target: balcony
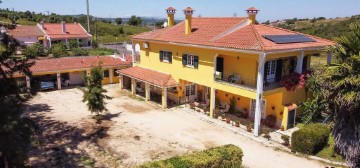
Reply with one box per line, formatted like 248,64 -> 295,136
214,72 -> 282,92
214,72 -> 257,91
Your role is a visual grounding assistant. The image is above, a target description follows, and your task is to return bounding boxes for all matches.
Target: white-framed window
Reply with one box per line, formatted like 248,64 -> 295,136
163,51 -> 172,63
187,55 -> 195,67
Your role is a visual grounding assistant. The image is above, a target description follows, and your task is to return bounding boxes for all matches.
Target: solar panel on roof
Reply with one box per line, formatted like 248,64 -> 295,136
263,34 -> 316,44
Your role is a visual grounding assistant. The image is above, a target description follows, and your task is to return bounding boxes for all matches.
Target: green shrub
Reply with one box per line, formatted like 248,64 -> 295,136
72,48 -> 89,56
51,43 -> 67,58
68,39 -> 78,49
291,123 -> 331,155
265,115 -> 277,128
137,144 -> 243,168
23,42 -> 45,58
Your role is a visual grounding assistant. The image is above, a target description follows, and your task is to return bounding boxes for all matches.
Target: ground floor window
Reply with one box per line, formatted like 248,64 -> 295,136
103,70 -> 109,78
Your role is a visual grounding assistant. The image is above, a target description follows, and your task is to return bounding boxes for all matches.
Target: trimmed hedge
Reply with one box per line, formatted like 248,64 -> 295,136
291,123 -> 331,155
137,144 -> 243,168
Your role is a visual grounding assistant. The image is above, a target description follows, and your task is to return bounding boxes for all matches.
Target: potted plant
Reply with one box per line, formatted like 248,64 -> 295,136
226,117 -> 231,124
263,130 -> 271,140
235,121 -> 240,127
281,135 -> 290,147
221,114 -> 226,121
246,125 -> 252,132
280,126 -> 285,131
214,113 -> 218,119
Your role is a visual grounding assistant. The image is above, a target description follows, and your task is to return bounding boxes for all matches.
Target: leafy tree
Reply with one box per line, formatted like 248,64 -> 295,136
0,28 -> 36,167
308,23 -> 360,167
119,27 -> 124,34
127,15 -> 143,26
72,47 -> 89,56
23,43 -> 45,58
115,18 -> 122,25
51,43 -> 67,58
81,65 -> 110,116
68,39 -> 78,49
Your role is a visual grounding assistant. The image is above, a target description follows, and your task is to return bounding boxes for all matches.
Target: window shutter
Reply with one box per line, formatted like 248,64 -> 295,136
169,52 -> 173,63
275,59 -> 283,82
302,56 -> 308,72
194,56 -> 199,68
263,61 -> 269,82
159,51 -> 163,62
182,54 -> 187,65
289,58 -> 296,73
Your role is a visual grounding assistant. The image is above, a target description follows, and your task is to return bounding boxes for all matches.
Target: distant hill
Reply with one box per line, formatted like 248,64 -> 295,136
272,15 -> 360,40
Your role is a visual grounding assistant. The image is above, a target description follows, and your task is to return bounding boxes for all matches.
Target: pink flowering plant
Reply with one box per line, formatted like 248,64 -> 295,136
280,70 -> 312,91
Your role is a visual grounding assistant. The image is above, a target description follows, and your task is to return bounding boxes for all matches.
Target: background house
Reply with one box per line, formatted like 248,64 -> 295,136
7,25 -> 45,46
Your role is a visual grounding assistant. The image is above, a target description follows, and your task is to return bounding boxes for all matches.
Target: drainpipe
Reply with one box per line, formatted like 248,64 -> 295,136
254,53 -> 266,137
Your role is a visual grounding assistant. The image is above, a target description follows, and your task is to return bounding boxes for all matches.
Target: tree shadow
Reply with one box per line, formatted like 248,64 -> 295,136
26,104 -> 115,167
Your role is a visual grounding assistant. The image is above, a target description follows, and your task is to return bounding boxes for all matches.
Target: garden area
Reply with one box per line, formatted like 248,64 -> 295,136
22,41 -> 119,59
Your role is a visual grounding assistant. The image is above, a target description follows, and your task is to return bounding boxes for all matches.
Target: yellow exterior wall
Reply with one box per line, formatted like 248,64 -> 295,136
264,92 -> 284,119
216,90 -> 251,112
133,40 -> 258,99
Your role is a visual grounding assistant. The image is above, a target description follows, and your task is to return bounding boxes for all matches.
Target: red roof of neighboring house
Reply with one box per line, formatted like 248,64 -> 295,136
7,25 -> 44,37
30,56 -> 131,73
118,66 -> 178,87
133,17 -> 335,52
42,23 -> 91,39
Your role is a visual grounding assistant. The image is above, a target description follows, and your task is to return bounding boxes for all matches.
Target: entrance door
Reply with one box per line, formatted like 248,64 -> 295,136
250,99 -> 266,119
266,60 -> 277,83
216,57 -> 224,78
185,84 -> 197,102
287,109 -> 296,129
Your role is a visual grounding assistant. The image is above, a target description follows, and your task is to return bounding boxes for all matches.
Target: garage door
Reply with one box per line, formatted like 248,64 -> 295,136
69,72 -> 84,85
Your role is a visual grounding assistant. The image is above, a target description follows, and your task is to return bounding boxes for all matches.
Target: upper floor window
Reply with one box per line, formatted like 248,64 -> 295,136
182,54 -> 199,68
159,51 -> 172,63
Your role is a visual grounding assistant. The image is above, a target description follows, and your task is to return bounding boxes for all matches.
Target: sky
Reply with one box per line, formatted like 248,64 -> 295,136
1,0 -> 360,22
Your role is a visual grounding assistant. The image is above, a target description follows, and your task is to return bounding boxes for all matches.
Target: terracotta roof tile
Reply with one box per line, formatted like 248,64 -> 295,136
133,17 -> 335,52
118,66 -> 178,87
30,55 -> 131,73
246,7 -> 260,11
8,25 -> 44,37
166,7 -> 176,11
42,23 -> 91,39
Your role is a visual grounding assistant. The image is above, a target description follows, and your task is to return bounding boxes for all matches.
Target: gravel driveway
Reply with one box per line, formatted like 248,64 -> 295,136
26,85 -> 327,168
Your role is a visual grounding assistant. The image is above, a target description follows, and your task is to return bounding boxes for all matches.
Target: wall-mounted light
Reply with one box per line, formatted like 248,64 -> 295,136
272,106 -> 276,111
237,56 -> 240,60
143,42 -> 149,49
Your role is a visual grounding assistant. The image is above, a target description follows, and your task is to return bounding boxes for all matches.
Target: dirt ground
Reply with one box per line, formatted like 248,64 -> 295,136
25,85 -> 327,168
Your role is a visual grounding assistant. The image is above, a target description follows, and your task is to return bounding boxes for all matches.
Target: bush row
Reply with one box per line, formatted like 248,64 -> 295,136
291,123 -> 331,155
137,144 -> 243,168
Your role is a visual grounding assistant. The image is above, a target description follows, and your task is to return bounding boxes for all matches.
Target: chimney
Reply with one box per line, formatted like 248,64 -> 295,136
246,7 -> 260,24
40,19 -> 45,29
166,7 -> 176,27
61,20 -> 66,34
183,7 -> 194,35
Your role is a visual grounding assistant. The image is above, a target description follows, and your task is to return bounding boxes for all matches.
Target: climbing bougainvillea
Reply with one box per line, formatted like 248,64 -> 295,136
280,70 -> 311,91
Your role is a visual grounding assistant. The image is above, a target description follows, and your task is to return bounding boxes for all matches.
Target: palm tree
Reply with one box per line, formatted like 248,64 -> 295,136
315,23 -> 360,167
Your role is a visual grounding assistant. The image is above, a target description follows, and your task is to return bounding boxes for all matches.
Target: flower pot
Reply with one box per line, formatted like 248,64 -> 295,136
226,118 -> 231,124
235,122 -> 240,127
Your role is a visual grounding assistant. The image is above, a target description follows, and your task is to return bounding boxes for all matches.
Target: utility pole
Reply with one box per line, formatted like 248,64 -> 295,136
45,10 -> 50,23
86,0 -> 90,33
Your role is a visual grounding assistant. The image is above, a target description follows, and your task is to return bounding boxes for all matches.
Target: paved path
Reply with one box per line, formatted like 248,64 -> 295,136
26,86 -> 328,168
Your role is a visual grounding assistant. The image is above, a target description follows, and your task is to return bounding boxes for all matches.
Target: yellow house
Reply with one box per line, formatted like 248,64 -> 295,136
118,7 -> 335,136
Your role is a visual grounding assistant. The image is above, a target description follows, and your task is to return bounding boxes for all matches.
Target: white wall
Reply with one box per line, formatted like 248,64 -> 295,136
125,44 -> 140,52
69,72 -> 84,85
15,36 -> 38,46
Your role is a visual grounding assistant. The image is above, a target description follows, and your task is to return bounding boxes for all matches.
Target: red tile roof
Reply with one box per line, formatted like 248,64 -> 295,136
30,56 -> 131,73
8,25 -> 44,37
246,7 -> 260,11
42,23 -> 91,39
166,7 -> 176,11
133,17 -> 335,52
118,66 -> 178,87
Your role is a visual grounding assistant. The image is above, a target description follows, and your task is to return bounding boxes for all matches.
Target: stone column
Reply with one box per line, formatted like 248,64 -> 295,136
131,78 -> 136,95
109,68 -> 114,84
254,53 -> 266,137
119,75 -> 123,89
209,87 -> 216,118
26,76 -> 31,93
162,87 -> 168,109
57,72 -> 61,90
145,83 -> 150,102
296,51 -> 305,74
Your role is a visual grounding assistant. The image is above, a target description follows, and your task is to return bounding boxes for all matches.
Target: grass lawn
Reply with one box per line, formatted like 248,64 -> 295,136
311,55 -> 328,68
315,135 -> 345,162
